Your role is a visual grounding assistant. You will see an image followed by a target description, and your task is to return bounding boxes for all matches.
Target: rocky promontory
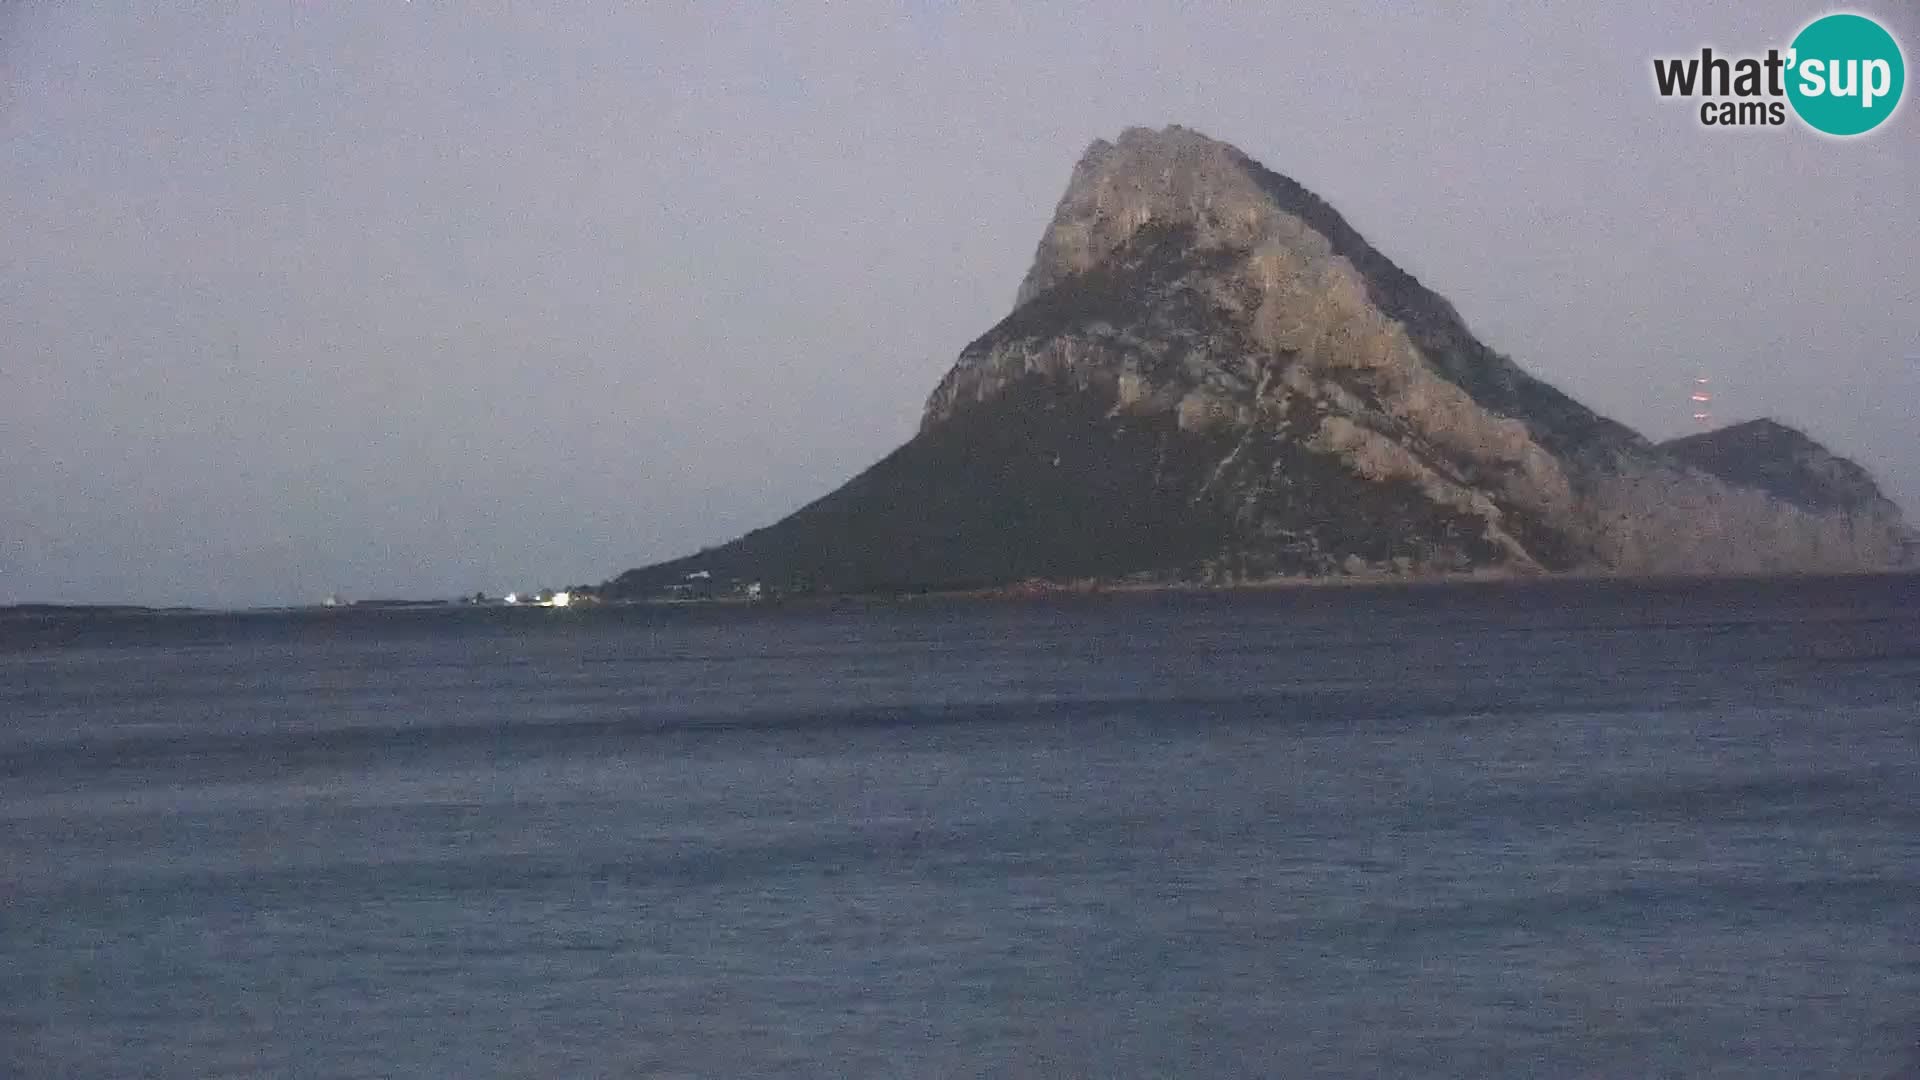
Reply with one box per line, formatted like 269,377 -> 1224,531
607,126 -> 1907,596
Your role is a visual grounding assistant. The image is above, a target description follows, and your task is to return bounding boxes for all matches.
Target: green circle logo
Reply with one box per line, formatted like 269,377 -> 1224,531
1787,13 -> 1905,136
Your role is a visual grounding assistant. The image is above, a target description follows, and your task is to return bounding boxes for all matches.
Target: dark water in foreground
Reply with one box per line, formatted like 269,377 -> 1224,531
3,577 -> 1917,1078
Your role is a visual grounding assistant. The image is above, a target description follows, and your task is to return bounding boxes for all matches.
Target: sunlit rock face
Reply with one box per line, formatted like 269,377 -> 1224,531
609,127 -> 1905,594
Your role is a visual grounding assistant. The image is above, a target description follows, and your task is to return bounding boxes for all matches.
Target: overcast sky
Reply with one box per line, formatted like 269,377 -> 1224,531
4,1 -> 1915,607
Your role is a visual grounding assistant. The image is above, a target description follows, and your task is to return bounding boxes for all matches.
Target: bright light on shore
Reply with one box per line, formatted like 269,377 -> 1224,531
547,591 -> 571,608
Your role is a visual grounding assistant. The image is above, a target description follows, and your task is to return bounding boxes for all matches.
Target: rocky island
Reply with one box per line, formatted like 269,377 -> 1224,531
606,126 -> 1909,597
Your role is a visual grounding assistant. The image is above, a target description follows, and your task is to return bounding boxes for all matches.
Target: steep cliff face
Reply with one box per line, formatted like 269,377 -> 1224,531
607,126 -> 1905,595
920,125 -> 1904,578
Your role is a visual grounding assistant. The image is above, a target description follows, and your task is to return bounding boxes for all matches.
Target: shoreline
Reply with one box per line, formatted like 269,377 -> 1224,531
593,565 -> 1920,608
12,566 -> 1918,617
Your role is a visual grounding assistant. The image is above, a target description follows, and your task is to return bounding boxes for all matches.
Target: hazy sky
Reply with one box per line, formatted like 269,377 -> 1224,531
4,1 -> 1916,607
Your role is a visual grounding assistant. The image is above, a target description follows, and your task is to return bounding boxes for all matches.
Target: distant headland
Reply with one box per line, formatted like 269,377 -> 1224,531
601,126 -> 1911,601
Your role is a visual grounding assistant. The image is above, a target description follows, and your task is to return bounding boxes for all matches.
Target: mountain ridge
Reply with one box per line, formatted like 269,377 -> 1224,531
606,126 -> 1906,596
1659,419 -> 1902,514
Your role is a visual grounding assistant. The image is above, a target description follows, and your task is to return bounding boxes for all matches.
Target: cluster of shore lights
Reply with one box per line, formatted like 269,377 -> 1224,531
503,591 -> 571,608
1692,376 -> 1712,426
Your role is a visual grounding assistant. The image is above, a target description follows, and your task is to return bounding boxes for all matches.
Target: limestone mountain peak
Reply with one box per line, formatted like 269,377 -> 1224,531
605,126 -> 1906,596
1015,125 -> 1269,307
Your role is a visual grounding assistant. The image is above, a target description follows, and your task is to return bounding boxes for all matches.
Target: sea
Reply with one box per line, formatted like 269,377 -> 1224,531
3,576 -> 1917,1078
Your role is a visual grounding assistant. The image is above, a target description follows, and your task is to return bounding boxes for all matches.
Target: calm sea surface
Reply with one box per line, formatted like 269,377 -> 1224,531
4,577 -> 1917,1077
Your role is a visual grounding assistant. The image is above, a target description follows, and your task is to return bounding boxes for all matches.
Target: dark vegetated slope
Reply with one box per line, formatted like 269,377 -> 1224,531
609,381 -> 1234,594
1660,419 -> 1897,513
